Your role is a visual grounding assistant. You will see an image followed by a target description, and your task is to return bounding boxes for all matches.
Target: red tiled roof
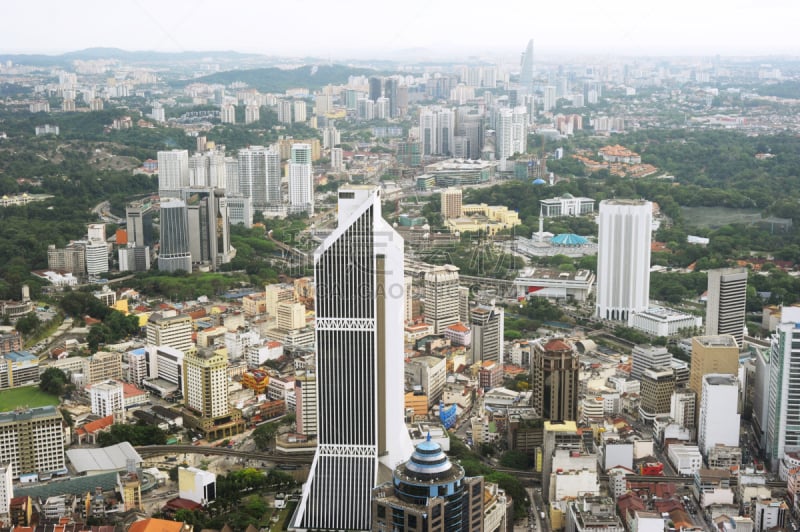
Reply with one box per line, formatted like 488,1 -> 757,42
75,415 -> 114,435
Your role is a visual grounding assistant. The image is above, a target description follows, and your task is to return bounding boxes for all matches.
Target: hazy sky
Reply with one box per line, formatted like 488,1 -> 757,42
3,0 -> 799,58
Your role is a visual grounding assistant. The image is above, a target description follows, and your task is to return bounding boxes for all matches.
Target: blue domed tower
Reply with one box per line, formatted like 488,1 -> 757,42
371,434 -> 484,531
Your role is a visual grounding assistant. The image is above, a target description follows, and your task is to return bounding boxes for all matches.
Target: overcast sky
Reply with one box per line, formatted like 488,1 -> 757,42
3,0 -> 799,58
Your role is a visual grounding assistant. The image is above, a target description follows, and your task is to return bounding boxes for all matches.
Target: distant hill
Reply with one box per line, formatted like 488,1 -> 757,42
181,64 -> 383,92
0,47 -> 264,67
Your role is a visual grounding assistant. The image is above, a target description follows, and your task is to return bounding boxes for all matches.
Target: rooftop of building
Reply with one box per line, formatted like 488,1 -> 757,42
0,404 -> 60,422
66,442 -> 141,474
3,350 -> 36,362
129,518 -> 188,532
703,374 -> 738,386
693,335 -> 738,348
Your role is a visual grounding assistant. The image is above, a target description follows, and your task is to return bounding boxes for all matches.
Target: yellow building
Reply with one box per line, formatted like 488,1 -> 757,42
445,203 -> 521,236
404,391 -> 429,421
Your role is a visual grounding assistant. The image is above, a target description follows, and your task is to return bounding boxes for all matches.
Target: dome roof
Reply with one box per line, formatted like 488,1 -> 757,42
550,233 -> 589,246
405,433 -> 453,476
543,339 -> 571,352
532,178 -> 546,185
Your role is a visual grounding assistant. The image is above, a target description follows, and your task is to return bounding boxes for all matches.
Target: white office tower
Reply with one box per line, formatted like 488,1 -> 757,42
288,144 -> 314,216
227,194 -> 253,228
698,374 -> 740,456
292,186 -> 413,531
87,223 -> 105,242
331,147 -> 344,172
158,200 -> 192,273
596,199 -> 652,322
765,307 -> 800,469
84,239 -> 109,276
90,380 -> 124,417
631,344 -> 670,381
543,85 -> 557,112
237,145 -> 281,210
157,149 -> 189,198
424,265 -> 461,334
293,100 -> 307,123
512,106 -> 528,155
224,157 -> 239,194
322,126 -> 340,149
495,108 -> 514,159
706,267 -> 748,348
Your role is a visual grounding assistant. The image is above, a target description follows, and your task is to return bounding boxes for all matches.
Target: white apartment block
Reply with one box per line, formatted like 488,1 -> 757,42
90,380 -> 124,417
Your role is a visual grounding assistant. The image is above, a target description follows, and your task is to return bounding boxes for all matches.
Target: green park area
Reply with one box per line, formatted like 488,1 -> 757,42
0,386 -> 59,413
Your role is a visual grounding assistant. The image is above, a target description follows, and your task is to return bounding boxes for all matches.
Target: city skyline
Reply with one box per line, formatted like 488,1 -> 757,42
2,0 -> 799,58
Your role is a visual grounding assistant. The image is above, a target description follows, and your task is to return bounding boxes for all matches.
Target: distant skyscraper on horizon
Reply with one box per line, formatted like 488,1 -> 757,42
706,267 -> 747,348
520,39 -> 535,94
595,199 -> 652,322
292,186 -> 413,530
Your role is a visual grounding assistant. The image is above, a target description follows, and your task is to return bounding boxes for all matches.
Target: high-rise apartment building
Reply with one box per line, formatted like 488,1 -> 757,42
158,200 -> 192,273
157,149 -> 189,198
244,104 -> 259,124
371,436 -> 484,532
419,106 -> 455,157
706,267 -> 747,347
532,339 -> 579,421
368,77 -> 382,102
292,186 -> 413,530
670,386 -> 697,430
288,144 -> 314,216
470,304 -> 504,364
596,199 -> 652,322
237,145 -> 281,210
125,201 -> 154,247
293,100 -> 307,123
698,374 -> 740,456
423,265 -> 461,334
0,406 -> 65,478
688,335 -> 739,419
84,239 -> 109,276
440,188 -> 463,219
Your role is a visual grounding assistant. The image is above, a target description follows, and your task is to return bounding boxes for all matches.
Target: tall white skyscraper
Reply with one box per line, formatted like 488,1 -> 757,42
496,108 -> 514,159
543,86 -> 557,112
157,149 -> 189,198
698,374 -> 740,456
292,186 -> 413,530
238,146 -> 281,210
706,267 -> 748,348
288,144 -> 314,216
596,199 -> 652,322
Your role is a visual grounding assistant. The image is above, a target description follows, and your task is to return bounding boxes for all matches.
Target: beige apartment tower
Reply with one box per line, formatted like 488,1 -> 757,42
688,335 -> 740,421
440,188 -> 463,219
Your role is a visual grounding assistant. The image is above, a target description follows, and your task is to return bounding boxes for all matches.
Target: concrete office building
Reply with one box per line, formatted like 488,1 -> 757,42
146,313 -> 192,353
470,304 -> 504,364
90,380 -> 124,417
706,268 -> 748,347
182,188 -> 233,270
292,186 -> 413,530
596,200 -> 652,322
639,366 -> 676,423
